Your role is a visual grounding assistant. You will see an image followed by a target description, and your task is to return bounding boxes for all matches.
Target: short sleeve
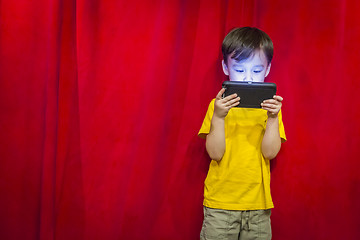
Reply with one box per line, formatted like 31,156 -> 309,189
278,110 -> 287,142
198,99 -> 215,139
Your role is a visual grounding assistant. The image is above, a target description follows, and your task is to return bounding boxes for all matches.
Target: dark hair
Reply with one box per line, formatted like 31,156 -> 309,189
222,27 -> 273,65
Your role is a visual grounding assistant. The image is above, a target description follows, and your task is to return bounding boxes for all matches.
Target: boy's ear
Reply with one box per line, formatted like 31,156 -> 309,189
222,60 -> 229,76
265,63 -> 271,77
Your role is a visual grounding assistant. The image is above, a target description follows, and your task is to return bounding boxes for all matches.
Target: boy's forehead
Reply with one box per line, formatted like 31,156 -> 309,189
229,50 -> 268,66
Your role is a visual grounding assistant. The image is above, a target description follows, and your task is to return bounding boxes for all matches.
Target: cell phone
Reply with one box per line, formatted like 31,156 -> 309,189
222,81 -> 277,108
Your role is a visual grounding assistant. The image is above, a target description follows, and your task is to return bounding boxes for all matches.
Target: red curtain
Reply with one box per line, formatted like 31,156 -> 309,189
1,0 -> 359,239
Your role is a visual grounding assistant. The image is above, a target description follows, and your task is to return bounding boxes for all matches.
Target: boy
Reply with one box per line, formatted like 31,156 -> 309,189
198,27 -> 286,240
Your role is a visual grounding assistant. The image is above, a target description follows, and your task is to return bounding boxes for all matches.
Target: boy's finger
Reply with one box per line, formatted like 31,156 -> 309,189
261,103 -> 277,109
273,95 -> 283,102
227,97 -> 240,106
263,99 -> 277,104
216,88 -> 226,99
229,102 -> 240,109
223,93 -> 238,101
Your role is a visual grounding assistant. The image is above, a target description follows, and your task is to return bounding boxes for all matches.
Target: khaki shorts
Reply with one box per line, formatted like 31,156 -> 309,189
200,207 -> 272,240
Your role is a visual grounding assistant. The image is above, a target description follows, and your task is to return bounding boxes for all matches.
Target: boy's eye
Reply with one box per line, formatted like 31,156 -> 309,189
253,70 -> 263,73
235,69 -> 244,73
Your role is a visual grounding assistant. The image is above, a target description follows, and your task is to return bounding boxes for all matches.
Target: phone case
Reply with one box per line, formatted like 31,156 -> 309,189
222,81 -> 277,108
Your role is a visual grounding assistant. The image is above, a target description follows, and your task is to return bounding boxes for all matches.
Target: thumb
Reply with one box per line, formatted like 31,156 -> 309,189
216,88 -> 225,99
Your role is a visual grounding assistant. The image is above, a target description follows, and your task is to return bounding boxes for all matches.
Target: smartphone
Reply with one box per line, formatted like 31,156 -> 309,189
222,81 -> 277,108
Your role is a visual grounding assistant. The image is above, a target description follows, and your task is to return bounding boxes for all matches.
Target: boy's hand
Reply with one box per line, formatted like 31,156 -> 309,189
261,95 -> 283,118
214,88 -> 240,119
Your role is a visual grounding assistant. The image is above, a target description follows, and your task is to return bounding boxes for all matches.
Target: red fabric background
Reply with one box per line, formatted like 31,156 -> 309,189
1,0 -> 360,239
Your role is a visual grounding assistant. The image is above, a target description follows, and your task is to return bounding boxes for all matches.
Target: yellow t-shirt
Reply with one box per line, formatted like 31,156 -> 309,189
198,99 -> 286,210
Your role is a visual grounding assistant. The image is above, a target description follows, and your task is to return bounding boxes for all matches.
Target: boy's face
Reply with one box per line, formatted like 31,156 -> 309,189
222,49 -> 271,82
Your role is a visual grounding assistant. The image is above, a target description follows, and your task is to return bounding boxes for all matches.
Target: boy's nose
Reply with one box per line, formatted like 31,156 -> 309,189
244,73 -> 253,82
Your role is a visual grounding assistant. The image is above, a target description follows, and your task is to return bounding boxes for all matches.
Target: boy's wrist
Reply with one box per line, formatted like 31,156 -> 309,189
211,115 -> 225,125
266,115 -> 278,123
267,112 -> 279,119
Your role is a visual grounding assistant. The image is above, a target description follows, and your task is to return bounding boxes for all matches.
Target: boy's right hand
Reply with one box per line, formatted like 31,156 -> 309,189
214,88 -> 240,119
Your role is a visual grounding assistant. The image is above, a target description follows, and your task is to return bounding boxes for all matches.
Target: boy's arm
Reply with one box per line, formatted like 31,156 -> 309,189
206,88 -> 239,161
261,95 -> 283,160
206,116 -> 225,161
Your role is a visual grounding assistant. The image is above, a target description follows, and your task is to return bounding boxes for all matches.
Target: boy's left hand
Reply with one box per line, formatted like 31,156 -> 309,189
261,95 -> 283,118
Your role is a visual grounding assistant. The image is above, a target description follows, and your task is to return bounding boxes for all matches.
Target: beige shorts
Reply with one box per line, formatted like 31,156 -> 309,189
200,207 -> 272,240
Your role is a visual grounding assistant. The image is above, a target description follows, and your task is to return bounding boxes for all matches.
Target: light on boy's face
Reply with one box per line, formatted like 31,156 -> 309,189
222,50 -> 271,82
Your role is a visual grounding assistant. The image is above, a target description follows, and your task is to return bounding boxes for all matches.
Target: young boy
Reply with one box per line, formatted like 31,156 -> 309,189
198,27 -> 286,240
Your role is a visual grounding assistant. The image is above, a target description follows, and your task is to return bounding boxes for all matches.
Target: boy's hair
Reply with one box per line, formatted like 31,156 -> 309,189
222,27 -> 273,65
